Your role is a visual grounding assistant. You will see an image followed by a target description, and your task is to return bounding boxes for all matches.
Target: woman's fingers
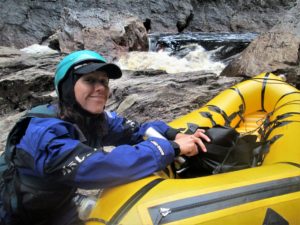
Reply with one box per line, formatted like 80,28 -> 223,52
191,136 -> 207,153
194,129 -> 211,142
174,130 -> 211,156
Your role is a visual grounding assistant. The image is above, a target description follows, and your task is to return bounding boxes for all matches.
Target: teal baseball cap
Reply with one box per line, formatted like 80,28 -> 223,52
54,50 -> 122,95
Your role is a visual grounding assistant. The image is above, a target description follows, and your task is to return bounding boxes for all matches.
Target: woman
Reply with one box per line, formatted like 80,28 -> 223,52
0,50 -> 210,225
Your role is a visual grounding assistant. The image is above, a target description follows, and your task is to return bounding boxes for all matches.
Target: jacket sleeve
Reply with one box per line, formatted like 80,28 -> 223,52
17,118 -> 175,189
103,111 -> 180,145
46,136 -> 175,189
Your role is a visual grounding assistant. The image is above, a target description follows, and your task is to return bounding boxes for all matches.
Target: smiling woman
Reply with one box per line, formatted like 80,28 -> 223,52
0,50 -> 210,225
74,71 -> 109,115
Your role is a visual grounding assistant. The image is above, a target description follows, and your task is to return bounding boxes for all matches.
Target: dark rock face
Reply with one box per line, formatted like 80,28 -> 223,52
177,10 -> 194,33
143,19 -> 152,33
0,1 -> 62,48
220,0 -> 300,86
57,8 -> 148,61
0,47 -> 59,115
0,0 -> 296,49
190,0 -> 296,32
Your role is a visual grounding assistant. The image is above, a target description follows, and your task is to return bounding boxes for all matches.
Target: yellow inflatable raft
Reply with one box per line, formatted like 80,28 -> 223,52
87,73 -> 300,225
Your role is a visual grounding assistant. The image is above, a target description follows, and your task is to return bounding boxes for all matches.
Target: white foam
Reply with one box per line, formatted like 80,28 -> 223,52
20,44 -> 58,55
117,45 -> 225,75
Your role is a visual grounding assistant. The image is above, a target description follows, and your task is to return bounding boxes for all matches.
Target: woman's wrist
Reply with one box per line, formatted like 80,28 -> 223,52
165,127 -> 180,140
170,141 -> 181,156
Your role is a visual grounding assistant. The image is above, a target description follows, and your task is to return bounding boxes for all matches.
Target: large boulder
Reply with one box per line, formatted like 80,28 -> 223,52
221,0 -> 300,86
0,47 -> 59,115
58,8 -> 148,61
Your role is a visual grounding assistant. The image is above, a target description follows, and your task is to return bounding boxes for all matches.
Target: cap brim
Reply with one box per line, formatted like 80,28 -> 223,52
75,62 -> 122,79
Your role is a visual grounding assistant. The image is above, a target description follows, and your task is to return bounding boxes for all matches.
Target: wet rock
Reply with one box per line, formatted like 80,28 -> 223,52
177,10 -> 194,33
220,0 -> 300,86
58,8 -> 148,61
107,71 -> 240,124
0,49 -> 60,115
220,32 -> 300,77
0,0 -> 61,48
0,112 -> 26,153
143,19 -> 152,33
116,94 -> 139,114
132,69 -> 167,77
150,32 -> 258,61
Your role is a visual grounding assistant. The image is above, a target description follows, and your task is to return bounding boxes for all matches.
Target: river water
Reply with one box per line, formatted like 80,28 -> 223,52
20,32 -> 257,76
118,45 -> 226,74
117,32 -> 257,75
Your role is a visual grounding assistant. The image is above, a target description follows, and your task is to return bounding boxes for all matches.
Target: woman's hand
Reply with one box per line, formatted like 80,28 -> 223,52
174,129 -> 210,156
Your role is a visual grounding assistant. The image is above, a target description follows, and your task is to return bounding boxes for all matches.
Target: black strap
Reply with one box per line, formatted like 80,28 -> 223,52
205,104 -> 245,128
275,112 -> 300,120
229,104 -> 245,128
207,105 -> 231,126
229,87 -> 246,110
262,119 -> 299,141
85,218 -> 108,224
273,91 -> 300,110
252,134 -> 283,166
212,146 -> 235,174
199,111 -> 217,126
260,72 -> 270,112
272,100 -> 300,116
279,162 -> 300,168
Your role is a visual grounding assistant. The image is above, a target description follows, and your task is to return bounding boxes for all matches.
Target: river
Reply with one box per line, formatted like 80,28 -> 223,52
20,32 -> 258,76
117,32 -> 258,75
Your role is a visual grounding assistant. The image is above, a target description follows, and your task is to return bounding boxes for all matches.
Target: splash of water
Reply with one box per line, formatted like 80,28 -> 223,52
117,45 -> 225,75
20,44 -> 58,55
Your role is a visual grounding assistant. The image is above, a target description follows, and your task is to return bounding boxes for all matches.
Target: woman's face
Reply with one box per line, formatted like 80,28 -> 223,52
74,71 -> 109,114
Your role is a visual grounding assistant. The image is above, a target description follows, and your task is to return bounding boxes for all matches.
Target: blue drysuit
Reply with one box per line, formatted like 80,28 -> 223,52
0,104 -> 178,225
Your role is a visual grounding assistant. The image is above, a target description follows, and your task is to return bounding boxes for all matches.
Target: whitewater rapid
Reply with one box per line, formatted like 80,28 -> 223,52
20,43 -> 226,75
117,45 -> 225,75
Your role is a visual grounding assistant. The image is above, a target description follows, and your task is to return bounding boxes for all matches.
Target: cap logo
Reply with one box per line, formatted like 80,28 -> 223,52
73,62 -> 93,71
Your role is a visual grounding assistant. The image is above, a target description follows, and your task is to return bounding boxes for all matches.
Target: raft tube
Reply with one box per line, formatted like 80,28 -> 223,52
86,73 -> 300,225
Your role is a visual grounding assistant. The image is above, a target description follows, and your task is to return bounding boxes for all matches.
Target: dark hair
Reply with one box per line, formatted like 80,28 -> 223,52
59,102 -> 108,147
58,70 -> 108,147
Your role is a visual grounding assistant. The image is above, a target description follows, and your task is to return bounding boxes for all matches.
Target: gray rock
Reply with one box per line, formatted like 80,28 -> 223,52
116,94 -> 139,114
0,50 -> 60,115
220,0 -> 300,86
107,70 -> 240,124
58,8 -> 148,61
0,111 -> 26,152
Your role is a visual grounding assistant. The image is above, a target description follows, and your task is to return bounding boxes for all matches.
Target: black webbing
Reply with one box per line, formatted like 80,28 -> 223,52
260,72 -> 270,112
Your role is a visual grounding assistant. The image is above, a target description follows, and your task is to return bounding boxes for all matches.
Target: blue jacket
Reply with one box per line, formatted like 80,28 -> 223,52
16,105 -> 176,189
0,104 -> 179,224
